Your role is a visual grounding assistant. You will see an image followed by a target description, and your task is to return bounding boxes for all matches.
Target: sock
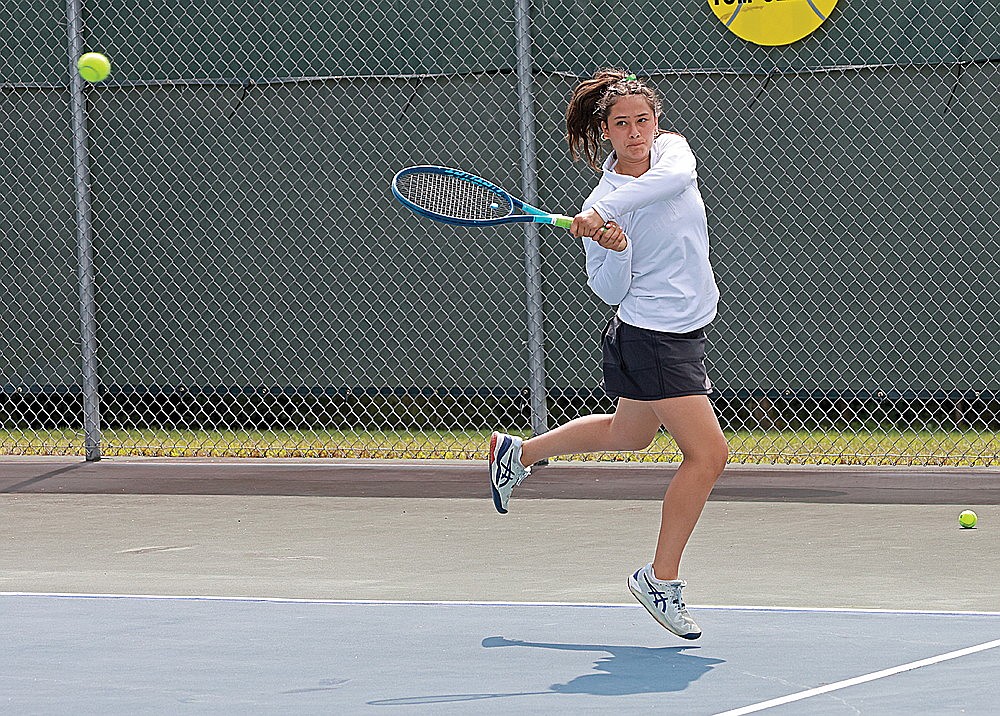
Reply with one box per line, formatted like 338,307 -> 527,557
647,564 -> 681,585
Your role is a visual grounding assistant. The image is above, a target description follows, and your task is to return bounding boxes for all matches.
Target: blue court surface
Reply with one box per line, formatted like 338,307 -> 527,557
3,593 -> 998,714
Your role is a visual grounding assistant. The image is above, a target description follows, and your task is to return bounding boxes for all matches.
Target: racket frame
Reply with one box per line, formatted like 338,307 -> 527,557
391,165 -> 573,229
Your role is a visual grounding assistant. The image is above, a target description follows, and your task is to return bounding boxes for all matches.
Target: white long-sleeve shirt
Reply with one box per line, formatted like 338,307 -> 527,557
581,132 -> 720,334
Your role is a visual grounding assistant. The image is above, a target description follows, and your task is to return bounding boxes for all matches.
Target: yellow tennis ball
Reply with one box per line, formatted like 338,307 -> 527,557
78,52 -> 111,83
959,510 -> 978,529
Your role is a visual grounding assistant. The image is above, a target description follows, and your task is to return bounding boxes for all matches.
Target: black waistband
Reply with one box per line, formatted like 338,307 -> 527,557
610,315 -> 707,340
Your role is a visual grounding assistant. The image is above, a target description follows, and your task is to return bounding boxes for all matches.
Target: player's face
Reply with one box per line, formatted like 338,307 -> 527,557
601,94 -> 658,169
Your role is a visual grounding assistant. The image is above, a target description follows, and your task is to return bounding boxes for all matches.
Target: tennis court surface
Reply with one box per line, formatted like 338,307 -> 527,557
3,458 -> 999,714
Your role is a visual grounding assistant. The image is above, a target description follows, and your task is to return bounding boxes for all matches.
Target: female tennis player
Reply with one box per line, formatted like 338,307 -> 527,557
489,69 -> 728,639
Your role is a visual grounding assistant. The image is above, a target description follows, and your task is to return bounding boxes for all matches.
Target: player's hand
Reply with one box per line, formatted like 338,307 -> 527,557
569,208 -> 607,238
593,221 -> 628,252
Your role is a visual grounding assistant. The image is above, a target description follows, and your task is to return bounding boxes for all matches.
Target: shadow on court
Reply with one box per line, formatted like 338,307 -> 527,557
4,595 -> 999,713
368,638 -> 724,705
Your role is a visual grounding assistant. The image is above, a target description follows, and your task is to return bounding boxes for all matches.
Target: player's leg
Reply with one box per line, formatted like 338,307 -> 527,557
519,397 -> 660,466
627,394 -> 727,638
489,398 -> 660,514
648,394 -> 728,579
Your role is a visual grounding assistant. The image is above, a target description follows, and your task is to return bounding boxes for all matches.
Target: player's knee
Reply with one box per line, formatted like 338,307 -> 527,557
714,439 -> 730,477
625,432 -> 657,452
708,438 -> 729,479
684,438 -> 728,481
603,416 -> 640,451
611,424 -> 657,451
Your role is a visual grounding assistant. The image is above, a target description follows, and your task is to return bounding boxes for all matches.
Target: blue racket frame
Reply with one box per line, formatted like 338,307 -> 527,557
391,165 -> 572,229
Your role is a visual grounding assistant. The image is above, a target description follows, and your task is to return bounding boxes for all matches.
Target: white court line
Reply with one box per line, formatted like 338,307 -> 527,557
2,592 -> 1000,616
696,604 -> 1000,618
0,592 -> 635,607
712,638 -> 1000,716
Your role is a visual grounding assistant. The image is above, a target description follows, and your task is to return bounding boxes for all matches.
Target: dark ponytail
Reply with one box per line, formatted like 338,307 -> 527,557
565,68 -> 663,171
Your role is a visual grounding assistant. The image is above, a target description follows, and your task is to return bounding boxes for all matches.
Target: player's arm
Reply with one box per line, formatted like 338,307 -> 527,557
583,223 -> 632,305
591,135 -> 697,220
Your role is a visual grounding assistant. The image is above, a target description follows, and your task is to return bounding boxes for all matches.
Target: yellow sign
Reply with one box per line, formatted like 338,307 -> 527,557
708,0 -> 839,46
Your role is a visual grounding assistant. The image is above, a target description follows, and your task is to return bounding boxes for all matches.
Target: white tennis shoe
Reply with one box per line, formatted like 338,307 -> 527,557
628,563 -> 702,639
488,431 -> 529,514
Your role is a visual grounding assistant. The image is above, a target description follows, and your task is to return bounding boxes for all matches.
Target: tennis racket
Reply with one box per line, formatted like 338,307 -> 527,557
391,165 -> 573,229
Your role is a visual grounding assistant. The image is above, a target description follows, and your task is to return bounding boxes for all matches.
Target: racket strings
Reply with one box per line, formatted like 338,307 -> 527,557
398,172 -> 511,221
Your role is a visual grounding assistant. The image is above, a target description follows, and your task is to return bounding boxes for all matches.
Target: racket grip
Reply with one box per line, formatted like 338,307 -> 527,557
552,215 -> 573,230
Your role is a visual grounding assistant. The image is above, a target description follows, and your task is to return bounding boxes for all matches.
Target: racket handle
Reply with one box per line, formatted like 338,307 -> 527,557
552,215 -> 573,229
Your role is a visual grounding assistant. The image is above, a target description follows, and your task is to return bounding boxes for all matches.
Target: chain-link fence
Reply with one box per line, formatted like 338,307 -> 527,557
2,0 -> 998,464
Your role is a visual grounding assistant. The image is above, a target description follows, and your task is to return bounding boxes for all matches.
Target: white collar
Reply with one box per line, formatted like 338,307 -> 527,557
601,132 -> 669,181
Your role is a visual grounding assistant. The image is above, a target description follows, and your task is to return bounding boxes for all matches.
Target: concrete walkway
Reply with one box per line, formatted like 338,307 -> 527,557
2,458 -> 998,610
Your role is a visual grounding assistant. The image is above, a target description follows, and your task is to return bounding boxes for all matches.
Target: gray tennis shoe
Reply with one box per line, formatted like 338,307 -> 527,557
628,563 -> 702,639
489,431 -> 529,514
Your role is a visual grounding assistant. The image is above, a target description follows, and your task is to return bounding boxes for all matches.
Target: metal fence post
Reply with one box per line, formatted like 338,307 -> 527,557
514,0 -> 550,438
67,0 -> 102,461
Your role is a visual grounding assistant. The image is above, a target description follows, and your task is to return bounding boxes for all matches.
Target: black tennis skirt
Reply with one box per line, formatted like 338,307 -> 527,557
601,315 -> 713,401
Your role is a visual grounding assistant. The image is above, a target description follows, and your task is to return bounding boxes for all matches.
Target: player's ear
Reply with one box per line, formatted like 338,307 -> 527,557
599,121 -> 609,140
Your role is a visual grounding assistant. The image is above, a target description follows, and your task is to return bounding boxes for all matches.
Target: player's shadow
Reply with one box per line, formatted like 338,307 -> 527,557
368,636 -> 725,705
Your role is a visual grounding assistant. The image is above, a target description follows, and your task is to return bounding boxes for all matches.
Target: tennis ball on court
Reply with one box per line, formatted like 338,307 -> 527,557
959,510 -> 978,529
78,52 -> 111,83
